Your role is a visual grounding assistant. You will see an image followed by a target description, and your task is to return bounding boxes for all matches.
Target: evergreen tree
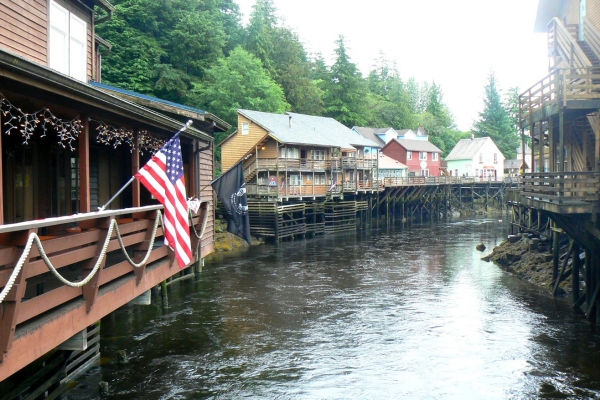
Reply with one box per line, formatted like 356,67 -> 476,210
192,46 -> 289,126
473,73 -> 520,159
324,36 -> 368,127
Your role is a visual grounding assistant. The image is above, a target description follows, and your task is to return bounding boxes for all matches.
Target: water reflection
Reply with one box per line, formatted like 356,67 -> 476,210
68,218 -> 600,399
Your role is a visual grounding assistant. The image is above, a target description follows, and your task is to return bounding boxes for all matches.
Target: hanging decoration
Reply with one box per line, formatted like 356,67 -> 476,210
0,91 -> 81,151
92,120 -> 165,155
94,121 -> 135,150
138,131 -> 165,155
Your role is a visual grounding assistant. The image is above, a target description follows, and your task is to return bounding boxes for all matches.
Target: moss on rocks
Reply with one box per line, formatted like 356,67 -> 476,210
483,236 -> 570,297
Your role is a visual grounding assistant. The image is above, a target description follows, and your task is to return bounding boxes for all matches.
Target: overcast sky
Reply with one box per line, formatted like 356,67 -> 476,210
235,0 -> 549,131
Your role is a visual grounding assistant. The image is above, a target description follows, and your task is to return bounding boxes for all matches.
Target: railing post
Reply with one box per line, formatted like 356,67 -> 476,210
134,210 -> 159,285
0,229 -> 35,362
82,217 -> 113,312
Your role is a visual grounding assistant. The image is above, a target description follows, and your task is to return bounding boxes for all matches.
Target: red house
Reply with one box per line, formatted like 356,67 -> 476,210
382,138 -> 443,176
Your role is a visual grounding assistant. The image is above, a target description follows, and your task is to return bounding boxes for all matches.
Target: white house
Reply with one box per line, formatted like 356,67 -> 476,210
445,137 -> 505,180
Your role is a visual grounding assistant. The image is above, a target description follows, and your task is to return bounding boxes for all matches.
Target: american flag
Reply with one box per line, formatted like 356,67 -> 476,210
135,133 -> 192,268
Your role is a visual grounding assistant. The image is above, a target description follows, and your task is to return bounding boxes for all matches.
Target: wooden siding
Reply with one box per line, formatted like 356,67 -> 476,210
588,0 -> 600,29
0,0 -> 48,65
198,145 -> 215,258
0,0 -> 93,80
564,0 -> 579,25
221,114 -> 270,172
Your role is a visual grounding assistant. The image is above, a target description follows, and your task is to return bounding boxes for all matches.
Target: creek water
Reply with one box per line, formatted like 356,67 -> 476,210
68,217 -> 600,399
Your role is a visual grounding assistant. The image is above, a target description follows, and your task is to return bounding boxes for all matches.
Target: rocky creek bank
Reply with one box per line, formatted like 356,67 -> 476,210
482,233 -> 574,297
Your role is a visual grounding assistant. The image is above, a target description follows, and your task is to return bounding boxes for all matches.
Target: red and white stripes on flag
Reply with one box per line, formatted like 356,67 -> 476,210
135,133 -> 192,268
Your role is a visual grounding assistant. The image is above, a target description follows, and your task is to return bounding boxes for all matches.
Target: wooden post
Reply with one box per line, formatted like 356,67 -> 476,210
559,111 -> 565,172
549,116 -> 555,172
539,121 -> 545,173
132,129 -> 140,207
79,116 -> 91,213
82,217 -> 113,312
585,248 -> 593,320
0,229 -> 35,362
530,122 -> 536,173
572,242 -> 581,306
552,223 -> 560,284
0,111 -> 3,225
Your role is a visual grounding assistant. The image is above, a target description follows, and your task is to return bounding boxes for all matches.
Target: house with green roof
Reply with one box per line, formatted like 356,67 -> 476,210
221,109 -> 381,198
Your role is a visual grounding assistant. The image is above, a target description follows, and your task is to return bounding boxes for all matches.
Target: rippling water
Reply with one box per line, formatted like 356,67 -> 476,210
68,217 -> 600,399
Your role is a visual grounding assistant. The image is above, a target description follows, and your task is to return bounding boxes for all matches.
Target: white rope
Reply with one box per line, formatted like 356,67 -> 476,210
189,201 -> 210,239
0,212 -> 165,304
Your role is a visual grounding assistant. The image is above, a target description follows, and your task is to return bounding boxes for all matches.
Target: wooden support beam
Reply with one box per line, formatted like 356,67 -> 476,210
82,217 -> 113,312
132,129 -> 140,207
549,116 -> 555,171
0,111 -> 3,225
552,238 -> 573,296
572,242 -> 581,305
79,115 -> 91,213
0,229 -> 35,362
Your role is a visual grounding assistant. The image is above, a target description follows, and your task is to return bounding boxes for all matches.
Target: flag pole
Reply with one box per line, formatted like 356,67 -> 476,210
98,120 -> 193,212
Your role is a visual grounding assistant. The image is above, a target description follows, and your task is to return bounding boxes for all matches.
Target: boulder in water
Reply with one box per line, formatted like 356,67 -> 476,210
476,243 -> 486,251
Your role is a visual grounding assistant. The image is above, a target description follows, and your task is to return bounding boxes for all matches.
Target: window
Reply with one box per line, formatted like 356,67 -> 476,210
479,153 -> 483,163
49,1 -> 87,82
432,153 -> 438,161
419,152 -> 427,160
241,122 -> 249,135
493,153 -> 498,164
407,151 -> 412,160
421,169 -> 429,176
316,174 -> 326,184
311,150 -> 325,160
282,147 -> 299,159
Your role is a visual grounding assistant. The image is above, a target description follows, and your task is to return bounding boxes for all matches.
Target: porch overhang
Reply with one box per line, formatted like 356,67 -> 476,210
0,48 -> 214,142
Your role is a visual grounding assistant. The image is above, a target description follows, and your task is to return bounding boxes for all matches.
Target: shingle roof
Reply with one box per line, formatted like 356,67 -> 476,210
385,138 -> 442,153
445,137 -> 489,160
504,159 -> 521,169
239,110 -> 381,149
352,127 -> 386,146
378,153 -> 408,170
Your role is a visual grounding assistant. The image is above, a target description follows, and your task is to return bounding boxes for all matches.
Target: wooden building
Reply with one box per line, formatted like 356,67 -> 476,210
514,0 -> 600,316
0,0 -> 228,386
381,138 -> 443,177
221,109 -> 381,199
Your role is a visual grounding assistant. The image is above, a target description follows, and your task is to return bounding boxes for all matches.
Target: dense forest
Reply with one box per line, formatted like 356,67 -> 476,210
96,0 -> 520,162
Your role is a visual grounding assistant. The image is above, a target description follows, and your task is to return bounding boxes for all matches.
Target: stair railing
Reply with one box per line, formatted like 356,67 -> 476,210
548,17 -> 592,71
582,16 -> 600,64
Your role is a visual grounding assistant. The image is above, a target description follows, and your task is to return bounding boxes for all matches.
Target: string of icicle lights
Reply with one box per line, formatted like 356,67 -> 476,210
0,92 -> 166,154
0,91 -> 81,150
93,121 -> 166,155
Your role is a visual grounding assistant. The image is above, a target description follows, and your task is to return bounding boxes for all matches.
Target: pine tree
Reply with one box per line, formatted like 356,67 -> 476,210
473,73 -> 520,159
323,36 -> 368,127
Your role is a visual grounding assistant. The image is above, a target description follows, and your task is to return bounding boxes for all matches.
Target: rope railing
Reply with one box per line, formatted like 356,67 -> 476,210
0,205 -> 209,305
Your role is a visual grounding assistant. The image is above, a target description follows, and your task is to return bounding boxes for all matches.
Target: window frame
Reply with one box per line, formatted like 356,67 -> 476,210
49,1 -> 87,82
432,152 -> 438,161
241,122 -> 249,135
407,151 -> 412,160
419,151 -> 427,161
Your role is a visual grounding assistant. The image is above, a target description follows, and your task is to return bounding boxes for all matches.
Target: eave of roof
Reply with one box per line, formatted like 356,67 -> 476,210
90,81 -> 231,131
0,48 -> 213,142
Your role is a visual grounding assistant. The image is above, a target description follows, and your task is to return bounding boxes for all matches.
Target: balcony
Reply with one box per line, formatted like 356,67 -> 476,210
519,172 -> 600,214
519,67 -> 600,127
0,205 -> 209,380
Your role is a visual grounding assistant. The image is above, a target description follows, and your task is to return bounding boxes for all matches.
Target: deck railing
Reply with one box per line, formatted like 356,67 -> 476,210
547,18 -> 589,71
520,172 -> 600,204
519,67 -> 600,127
380,176 -> 509,187
0,205 -> 208,380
